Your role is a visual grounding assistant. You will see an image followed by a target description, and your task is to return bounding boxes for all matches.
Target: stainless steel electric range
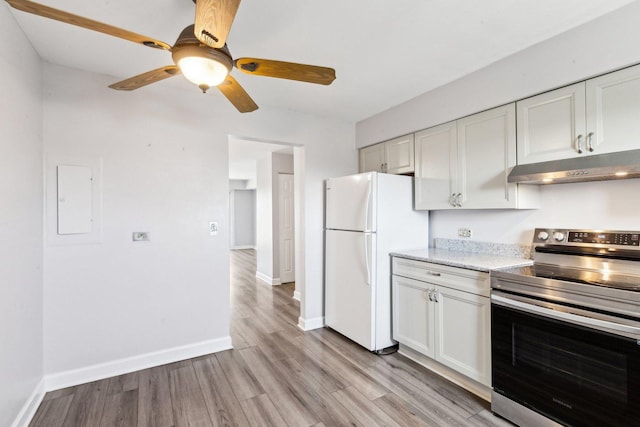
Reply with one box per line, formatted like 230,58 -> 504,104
490,228 -> 640,427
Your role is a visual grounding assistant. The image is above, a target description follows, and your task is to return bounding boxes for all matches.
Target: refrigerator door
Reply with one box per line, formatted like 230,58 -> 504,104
325,229 -> 377,351
326,172 -> 376,232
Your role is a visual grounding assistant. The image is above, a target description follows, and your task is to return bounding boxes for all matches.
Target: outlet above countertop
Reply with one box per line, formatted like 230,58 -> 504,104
390,248 -> 533,272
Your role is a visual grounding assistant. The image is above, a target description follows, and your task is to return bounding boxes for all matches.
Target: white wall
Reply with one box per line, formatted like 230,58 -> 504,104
356,1 -> 640,248
357,1 -> 640,147
0,4 -> 44,426
229,179 -> 249,190
256,153 -> 274,281
255,152 -> 294,284
42,63 -> 356,380
230,189 -> 256,248
430,179 -> 640,245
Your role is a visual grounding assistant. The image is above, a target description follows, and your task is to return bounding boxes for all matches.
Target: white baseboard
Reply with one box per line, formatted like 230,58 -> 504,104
11,378 -> 45,427
44,336 -> 232,392
255,271 -> 281,286
297,316 -> 324,331
293,290 -> 301,301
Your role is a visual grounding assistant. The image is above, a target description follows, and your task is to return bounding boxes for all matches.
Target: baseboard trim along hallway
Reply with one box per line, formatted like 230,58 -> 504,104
297,315 -> 325,331
44,336 -> 232,392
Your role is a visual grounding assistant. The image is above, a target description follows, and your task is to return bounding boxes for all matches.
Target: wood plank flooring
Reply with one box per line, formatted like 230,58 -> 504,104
30,249 -> 513,426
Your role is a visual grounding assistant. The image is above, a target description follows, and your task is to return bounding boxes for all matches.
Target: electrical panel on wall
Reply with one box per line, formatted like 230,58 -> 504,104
46,155 -> 103,246
57,165 -> 93,235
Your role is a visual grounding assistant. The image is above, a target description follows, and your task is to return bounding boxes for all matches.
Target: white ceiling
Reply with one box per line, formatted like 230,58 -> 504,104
6,0 -> 635,123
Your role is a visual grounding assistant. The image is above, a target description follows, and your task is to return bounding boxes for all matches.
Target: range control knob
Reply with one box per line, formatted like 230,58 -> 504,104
537,231 -> 550,241
553,232 -> 566,242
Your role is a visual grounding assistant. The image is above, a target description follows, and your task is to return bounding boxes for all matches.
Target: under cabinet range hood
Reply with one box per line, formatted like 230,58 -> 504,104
508,149 -> 640,184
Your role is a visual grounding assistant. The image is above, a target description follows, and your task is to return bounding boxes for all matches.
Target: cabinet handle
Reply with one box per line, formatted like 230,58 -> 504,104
455,193 -> 462,207
426,271 -> 441,277
428,290 -> 434,301
449,193 -> 456,207
587,132 -> 595,152
576,134 -> 584,154
433,290 -> 439,303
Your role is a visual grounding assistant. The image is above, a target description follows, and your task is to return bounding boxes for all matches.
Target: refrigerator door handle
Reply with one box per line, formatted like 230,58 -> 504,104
364,233 -> 371,286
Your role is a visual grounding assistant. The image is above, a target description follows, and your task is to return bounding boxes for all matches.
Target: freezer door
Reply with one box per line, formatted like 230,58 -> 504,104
326,172 -> 376,232
325,229 -> 377,350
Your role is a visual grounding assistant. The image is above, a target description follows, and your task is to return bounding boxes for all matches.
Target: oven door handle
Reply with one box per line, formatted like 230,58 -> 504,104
491,293 -> 640,340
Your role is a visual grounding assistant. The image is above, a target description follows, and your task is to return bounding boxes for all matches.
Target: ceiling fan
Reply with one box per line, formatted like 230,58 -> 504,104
5,0 -> 336,113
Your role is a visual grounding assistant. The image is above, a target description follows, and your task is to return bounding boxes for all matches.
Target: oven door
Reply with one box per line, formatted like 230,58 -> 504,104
491,291 -> 640,427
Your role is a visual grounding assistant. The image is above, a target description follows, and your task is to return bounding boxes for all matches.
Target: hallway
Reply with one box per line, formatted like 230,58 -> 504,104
29,249 -> 509,426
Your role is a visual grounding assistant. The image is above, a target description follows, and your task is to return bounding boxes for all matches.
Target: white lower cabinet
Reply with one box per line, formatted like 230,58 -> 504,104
392,257 -> 491,388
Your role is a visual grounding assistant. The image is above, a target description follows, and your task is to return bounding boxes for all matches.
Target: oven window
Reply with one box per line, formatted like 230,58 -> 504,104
514,323 -> 628,404
492,304 -> 640,426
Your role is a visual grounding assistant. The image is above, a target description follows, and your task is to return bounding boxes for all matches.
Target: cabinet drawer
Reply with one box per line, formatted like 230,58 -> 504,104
392,257 -> 490,297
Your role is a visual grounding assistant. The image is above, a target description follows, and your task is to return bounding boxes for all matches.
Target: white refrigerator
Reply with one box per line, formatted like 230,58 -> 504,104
324,172 -> 429,351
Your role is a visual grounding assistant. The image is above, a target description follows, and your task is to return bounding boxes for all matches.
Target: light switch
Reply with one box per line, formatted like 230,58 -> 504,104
209,222 -> 218,236
132,232 -> 150,242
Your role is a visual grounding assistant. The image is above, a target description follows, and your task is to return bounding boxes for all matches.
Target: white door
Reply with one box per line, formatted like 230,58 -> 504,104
434,286 -> 491,387
325,172 -> 376,232
457,103 -> 516,209
392,275 -> 435,358
516,82 -> 587,164
384,134 -> 415,174
325,229 -> 376,350
414,122 -> 457,210
278,174 -> 295,284
586,64 -> 640,155
359,143 -> 385,173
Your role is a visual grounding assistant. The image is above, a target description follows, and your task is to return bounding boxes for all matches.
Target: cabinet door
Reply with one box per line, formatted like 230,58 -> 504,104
384,134 -> 415,174
586,64 -> 640,155
516,82 -> 587,164
457,103 -> 517,209
414,122 -> 457,210
392,275 -> 435,358
359,143 -> 385,173
434,286 -> 491,387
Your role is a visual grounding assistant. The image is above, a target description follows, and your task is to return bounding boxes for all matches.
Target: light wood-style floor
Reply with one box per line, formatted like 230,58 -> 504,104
30,249 -> 513,426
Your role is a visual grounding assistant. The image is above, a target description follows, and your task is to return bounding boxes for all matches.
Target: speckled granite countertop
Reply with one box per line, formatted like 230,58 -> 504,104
390,248 -> 533,272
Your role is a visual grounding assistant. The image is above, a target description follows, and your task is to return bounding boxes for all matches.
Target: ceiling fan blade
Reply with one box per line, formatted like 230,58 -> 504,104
194,0 -> 241,49
217,75 -> 258,113
109,66 -> 180,91
235,58 -> 336,85
5,0 -> 172,51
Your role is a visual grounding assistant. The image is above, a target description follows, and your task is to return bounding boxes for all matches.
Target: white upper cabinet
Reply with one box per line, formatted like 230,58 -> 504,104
384,134 -> 415,174
359,143 -> 385,173
586,64 -> 640,156
359,134 -> 414,174
457,104 -> 518,209
516,82 -> 587,164
415,104 -> 539,210
517,64 -> 640,164
414,122 -> 457,210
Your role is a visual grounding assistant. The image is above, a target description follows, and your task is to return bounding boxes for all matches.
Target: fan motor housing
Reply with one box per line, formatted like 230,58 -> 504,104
171,25 -> 233,73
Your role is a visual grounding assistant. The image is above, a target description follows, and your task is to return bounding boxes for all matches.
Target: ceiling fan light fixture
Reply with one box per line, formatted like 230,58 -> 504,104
172,44 -> 233,92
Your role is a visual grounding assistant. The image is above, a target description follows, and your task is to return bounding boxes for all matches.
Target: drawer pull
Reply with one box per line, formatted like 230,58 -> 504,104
427,271 -> 441,277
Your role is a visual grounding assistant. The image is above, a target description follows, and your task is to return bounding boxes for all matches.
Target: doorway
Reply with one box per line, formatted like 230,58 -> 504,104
228,136 -> 303,307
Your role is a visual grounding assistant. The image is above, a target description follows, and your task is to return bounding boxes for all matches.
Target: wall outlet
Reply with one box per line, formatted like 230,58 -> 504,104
132,232 -> 150,241
458,228 -> 472,238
